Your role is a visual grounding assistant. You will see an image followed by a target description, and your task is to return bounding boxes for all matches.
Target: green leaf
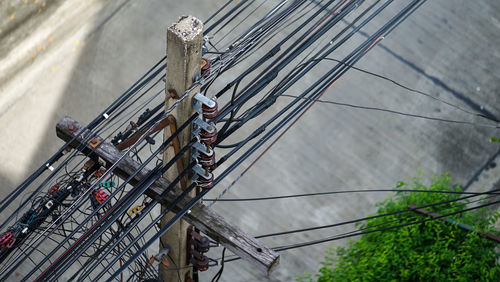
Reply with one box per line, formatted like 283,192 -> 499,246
302,174 -> 500,281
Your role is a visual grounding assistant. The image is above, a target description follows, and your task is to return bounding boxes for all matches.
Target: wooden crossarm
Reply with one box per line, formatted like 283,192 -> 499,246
56,116 -> 280,275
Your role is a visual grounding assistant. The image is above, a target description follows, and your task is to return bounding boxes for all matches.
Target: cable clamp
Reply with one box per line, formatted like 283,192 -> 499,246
45,200 -> 54,210
193,117 -> 215,134
128,205 -> 143,217
46,163 -> 54,171
192,142 -> 214,157
148,246 -> 170,268
193,93 -> 216,110
154,246 -> 171,262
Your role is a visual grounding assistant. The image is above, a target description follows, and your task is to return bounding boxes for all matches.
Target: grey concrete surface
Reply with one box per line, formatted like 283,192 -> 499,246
0,0 -> 499,281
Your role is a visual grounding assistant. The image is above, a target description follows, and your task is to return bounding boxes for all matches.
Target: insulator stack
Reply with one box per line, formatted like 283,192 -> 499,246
200,128 -> 217,145
198,151 -> 216,167
202,99 -> 218,120
196,173 -> 215,190
192,93 -> 219,190
188,228 -> 211,272
190,251 -> 209,271
193,92 -> 219,120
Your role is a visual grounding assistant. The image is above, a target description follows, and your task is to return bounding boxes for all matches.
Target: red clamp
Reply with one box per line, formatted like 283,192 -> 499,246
48,184 -> 59,195
0,232 -> 15,249
94,189 -> 109,204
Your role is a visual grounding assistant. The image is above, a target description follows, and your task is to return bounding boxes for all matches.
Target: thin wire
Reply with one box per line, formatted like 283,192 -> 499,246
204,188 -> 500,202
220,195 -> 500,263
307,57 -> 500,123
272,197 -> 500,252
255,192 -> 500,239
280,94 -> 500,129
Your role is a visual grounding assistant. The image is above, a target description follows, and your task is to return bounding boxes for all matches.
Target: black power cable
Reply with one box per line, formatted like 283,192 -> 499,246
204,188 -> 500,202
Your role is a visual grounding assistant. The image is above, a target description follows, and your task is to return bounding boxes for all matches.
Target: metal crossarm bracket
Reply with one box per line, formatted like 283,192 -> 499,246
192,117 -> 215,134
193,93 -> 216,111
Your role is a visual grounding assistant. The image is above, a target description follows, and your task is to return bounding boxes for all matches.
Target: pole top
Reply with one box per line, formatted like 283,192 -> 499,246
169,15 -> 203,42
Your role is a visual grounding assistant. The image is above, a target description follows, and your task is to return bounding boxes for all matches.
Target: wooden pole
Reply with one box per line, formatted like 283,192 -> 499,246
161,15 -> 203,281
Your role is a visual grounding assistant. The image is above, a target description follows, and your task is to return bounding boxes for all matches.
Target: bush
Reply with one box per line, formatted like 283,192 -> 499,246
297,174 -> 500,281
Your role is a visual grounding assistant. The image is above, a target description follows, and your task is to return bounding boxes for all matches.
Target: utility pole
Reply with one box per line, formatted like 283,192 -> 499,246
56,15 -> 278,281
160,15 -> 203,281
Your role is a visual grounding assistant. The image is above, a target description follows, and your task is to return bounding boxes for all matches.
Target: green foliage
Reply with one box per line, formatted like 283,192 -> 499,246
297,174 -> 500,282
491,136 -> 500,143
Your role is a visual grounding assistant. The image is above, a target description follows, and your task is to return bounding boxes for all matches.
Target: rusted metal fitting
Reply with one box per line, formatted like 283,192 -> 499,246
190,230 -> 210,253
67,122 -> 78,134
189,249 -> 209,271
168,89 -> 179,99
88,137 -> 102,148
201,58 -> 211,78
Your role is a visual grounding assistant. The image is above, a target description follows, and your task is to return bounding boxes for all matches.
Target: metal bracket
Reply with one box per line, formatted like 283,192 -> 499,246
154,246 -> 171,262
88,137 -> 102,148
193,93 -> 216,110
67,122 -> 78,135
192,164 -> 213,181
192,142 -> 214,157
192,117 -> 215,134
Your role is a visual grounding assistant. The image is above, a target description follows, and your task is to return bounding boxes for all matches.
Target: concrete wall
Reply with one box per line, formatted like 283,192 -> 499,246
0,0 -> 499,281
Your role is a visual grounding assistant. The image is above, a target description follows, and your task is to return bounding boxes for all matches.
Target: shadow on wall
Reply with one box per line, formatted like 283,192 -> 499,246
23,0 -> 227,187
22,0 -> 135,188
